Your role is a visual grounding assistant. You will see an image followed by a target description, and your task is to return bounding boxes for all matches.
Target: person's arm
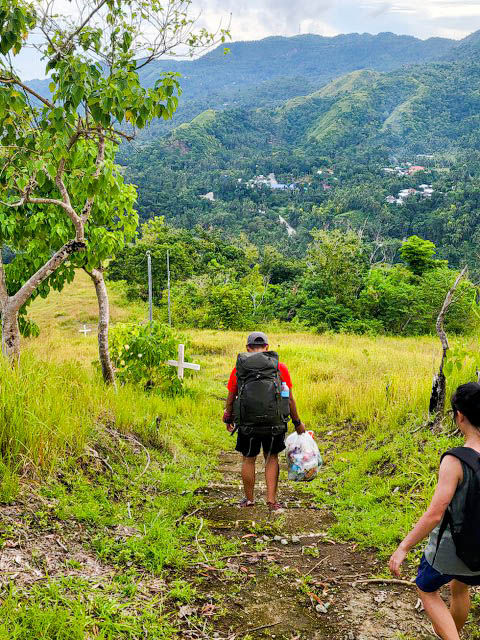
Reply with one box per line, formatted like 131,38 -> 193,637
289,391 -> 306,434
389,456 -> 463,576
223,391 -> 236,433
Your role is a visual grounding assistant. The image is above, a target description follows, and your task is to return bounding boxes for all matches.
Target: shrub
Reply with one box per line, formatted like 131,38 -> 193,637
297,296 -> 354,331
339,318 -> 384,336
204,283 -> 254,330
109,322 -> 186,394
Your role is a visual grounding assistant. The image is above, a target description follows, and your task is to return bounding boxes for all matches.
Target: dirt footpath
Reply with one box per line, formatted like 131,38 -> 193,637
193,451 -> 478,640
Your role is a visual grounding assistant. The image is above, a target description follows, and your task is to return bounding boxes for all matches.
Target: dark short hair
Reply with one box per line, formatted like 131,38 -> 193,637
451,382 -> 480,428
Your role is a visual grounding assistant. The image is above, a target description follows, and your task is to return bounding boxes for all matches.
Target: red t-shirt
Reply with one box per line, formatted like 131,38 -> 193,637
227,363 -> 292,395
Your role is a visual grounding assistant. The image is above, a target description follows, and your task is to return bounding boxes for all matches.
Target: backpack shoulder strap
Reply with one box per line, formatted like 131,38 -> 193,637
433,447 -> 480,565
434,509 -> 452,565
441,447 -> 480,472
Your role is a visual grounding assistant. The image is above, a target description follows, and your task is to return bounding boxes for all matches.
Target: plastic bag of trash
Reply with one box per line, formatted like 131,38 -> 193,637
285,431 -> 323,482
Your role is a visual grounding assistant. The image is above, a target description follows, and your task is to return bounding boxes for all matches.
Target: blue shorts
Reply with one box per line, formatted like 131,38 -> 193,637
416,554 -> 480,593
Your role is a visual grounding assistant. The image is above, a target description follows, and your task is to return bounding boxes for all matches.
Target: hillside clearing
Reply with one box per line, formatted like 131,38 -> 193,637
0,272 -> 475,637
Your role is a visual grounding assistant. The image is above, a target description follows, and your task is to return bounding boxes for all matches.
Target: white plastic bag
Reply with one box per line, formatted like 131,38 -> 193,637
285,431 -> 323,482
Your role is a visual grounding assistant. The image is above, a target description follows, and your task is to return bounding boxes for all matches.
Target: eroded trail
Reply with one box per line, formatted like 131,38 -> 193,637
192,451 -> 455,640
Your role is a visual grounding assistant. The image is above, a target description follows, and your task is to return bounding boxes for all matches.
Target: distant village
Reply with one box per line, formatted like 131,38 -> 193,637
246,172 -> 296,191
198,162 -> 439,211
383,163 -> 435,205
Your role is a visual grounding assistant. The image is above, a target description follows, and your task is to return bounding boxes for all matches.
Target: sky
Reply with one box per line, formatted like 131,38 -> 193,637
13,0 -> 480,79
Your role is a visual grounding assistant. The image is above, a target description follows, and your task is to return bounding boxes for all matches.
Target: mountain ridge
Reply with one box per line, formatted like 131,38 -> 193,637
27,30 -> 470,136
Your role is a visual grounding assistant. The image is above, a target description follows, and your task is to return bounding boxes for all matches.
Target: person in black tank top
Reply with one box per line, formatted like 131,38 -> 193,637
389,383 -> 480,640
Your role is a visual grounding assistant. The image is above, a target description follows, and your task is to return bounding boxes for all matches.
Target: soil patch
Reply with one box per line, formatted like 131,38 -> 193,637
188,451 -> 478,640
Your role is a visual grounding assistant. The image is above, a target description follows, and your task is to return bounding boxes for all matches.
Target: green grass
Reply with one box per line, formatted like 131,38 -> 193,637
0,577 -> 177,639
185,328 -> 478,553
1,270 -> 478,637
0,356 -> 234,638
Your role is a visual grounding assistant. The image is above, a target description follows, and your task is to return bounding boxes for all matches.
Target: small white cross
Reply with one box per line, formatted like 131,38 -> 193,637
79,324 -> 92,337
166,344 -> 200,380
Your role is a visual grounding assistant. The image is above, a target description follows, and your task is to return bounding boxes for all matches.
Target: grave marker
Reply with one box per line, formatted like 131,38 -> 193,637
79,324 -> 92,337
166,344 -> 200,380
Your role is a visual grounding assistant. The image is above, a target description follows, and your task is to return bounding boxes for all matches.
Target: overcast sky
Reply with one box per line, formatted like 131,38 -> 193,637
14,0 -> 480,79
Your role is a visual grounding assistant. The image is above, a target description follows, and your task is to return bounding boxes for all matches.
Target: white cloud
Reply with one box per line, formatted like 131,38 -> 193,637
362,0 -> 480,21
196,0 -> 336,39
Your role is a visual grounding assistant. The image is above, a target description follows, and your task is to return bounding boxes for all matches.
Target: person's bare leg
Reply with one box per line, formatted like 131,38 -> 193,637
264,452 -> 279,504
419,588 -> 461,640
449,580 -> 470,632
241,456 -> 256,502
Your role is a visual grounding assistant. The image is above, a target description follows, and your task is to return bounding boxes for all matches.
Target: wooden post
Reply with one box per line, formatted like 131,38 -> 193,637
429,267 -> 468,421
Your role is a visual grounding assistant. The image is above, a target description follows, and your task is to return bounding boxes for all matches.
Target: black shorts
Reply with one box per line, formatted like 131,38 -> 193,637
235,430 -> 286,458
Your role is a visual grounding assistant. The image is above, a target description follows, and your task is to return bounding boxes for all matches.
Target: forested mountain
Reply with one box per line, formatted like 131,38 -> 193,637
120,53 -> 480,269
28,29 -> 480,268
30,31 -> 461,134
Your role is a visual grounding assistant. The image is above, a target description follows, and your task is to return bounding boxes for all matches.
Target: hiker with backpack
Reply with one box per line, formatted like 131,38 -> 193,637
389,382 -> 480,640
223,332 -> 305,512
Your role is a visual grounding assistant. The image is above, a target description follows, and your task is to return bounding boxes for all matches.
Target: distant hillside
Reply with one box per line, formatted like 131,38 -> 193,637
118,53 -> 480,264
29,31 -> 461,135
123,56 -> 480,185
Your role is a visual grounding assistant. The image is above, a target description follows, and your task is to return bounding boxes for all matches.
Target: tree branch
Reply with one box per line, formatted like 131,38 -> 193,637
69,0 -> 109,44
55,158 -> 72,209
81,131 -> 105,222
11,239 -> 86,310
436,266 -> 468,370
0,191 -> 85,243
0,76 -> 54,109
107,127 -> 134,142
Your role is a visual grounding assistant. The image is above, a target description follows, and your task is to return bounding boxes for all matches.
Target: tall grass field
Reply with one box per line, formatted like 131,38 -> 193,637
17,272 -> 478,534
0,271 -> 477,637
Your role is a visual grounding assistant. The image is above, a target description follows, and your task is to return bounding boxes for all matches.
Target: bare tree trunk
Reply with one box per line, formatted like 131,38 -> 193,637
85,266 -> 115,386
429,267 -> 468,420
1,304 -> 21,362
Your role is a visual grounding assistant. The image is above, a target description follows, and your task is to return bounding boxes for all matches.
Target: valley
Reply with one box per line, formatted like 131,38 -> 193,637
3,10 -> 480,639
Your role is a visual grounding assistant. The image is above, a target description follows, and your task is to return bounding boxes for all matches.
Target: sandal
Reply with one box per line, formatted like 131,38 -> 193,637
267,501 -> 285,512
239,498 -> 255,508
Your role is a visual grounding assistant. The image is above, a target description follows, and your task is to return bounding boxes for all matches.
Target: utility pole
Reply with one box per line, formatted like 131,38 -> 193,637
147,251 -> 153,327
167,249 -> 172,327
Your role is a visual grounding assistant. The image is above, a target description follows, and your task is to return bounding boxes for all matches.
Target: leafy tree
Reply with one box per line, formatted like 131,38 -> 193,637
0,0 -> 228,364
205,283 -> 254,330
359,263 -> 478,335
298,229 -> 369,329
108,217 -> 250,303
399,235 -> 438,276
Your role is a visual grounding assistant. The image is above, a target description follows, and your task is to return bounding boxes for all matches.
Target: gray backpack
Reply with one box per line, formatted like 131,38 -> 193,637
233,351 -> 289,436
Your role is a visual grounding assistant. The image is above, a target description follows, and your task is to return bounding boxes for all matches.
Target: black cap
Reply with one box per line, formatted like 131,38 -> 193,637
247,331 -> 269,346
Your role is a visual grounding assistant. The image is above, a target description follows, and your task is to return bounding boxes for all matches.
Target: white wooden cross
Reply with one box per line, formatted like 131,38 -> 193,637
166,344 -> 200,380
79,323 -> 92,337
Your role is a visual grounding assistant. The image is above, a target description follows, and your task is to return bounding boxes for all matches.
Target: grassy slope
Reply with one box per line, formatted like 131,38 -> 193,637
0,273 -> 235,638
188,328 -> 478,550
3,272 -> 477,636
282,70 -> 381,111
25,271 -> 477,551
